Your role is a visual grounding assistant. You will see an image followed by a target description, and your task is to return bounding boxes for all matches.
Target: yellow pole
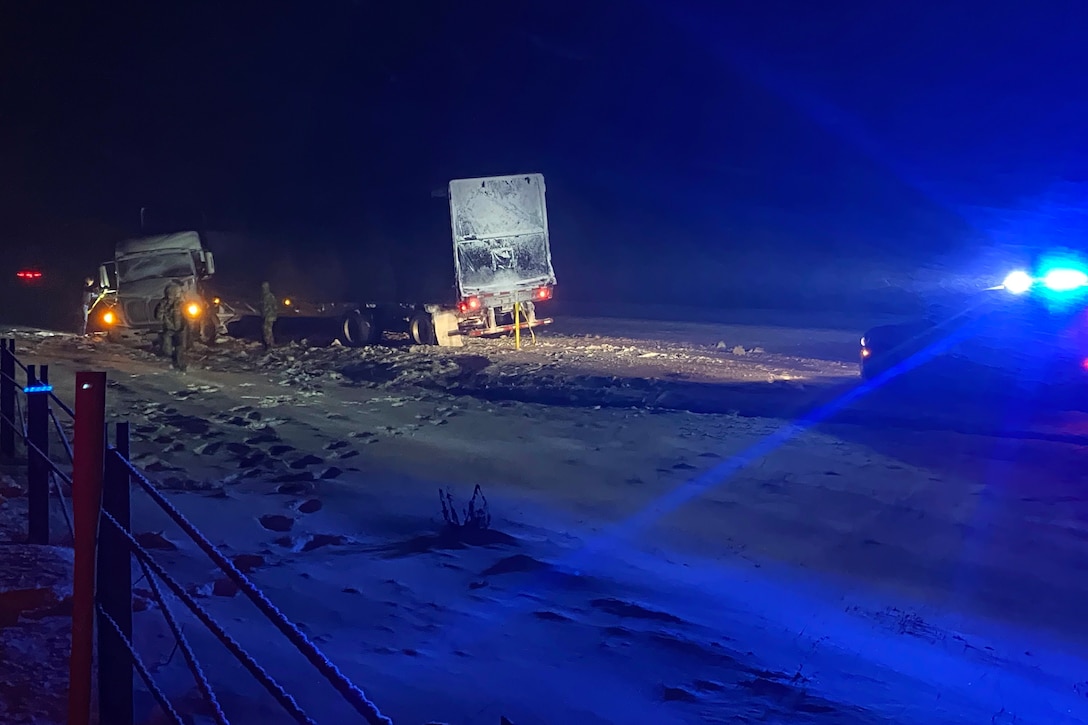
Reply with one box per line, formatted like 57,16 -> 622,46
514,302 -> 521,350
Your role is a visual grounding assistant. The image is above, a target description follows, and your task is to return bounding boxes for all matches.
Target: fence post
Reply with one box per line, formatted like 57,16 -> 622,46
25,365 -> 50,545
68,371 -> 107,725
0,338 -> 14,458
98,421 -> 133,725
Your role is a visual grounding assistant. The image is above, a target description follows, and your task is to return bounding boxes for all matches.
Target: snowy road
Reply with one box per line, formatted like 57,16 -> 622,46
3,316 -> 1088,724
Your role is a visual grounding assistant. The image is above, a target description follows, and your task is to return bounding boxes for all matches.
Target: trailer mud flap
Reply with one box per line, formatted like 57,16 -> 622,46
433,310 -> 463,347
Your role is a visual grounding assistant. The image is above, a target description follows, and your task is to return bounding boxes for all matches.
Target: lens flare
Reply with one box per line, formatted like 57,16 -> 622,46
1002,270 -> 1033,294
1042,268 -> 1088,292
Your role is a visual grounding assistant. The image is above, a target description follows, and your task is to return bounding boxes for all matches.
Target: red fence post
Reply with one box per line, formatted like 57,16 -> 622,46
68,371 -> 107,725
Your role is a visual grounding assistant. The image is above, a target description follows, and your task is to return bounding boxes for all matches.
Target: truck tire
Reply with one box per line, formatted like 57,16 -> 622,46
341,310 -> 378,347
410,310 -> 437,345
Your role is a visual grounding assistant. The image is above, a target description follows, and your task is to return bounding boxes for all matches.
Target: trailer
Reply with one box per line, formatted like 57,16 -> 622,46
88,173 -> 558,348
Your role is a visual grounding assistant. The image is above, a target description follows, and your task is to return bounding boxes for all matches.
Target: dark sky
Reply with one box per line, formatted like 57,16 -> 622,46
3,1 -> 1086,300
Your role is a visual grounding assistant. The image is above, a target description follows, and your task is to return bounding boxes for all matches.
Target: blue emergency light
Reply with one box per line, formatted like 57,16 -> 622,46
1002,264 -> 1088,295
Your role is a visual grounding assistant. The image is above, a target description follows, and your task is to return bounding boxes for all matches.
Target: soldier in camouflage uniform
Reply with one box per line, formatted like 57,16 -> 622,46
156,282 -> 188,371
260,281 -> 278,350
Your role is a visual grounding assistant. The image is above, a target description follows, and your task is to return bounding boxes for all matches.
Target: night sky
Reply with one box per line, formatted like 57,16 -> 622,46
3,1 -> 1086,306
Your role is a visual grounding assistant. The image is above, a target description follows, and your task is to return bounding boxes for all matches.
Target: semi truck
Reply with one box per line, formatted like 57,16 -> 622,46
87,231 -> 224,342
88,172 -> 558,347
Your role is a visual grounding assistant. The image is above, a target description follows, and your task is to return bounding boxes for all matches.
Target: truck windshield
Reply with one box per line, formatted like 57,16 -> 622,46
116,252 -> 195,283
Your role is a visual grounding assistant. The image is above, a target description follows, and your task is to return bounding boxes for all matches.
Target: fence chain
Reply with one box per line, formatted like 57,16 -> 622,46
13,391 -> 25,437
120,457 -> 392,725
0,406 -> 73,486
138,557 -> 230,725
98,604 -> 185,725
49,407 -> 74,463
48,391 -> 74,419
0,379 -> 75,538
101,511 -> 318,724
49,470 -> 74,538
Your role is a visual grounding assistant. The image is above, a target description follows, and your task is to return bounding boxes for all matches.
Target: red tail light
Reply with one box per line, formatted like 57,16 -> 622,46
534,286 -> 552,301
16,270 -> 42,280
458,296 -> 481,314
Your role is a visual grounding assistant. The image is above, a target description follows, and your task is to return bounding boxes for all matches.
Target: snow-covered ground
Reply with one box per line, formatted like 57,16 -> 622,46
3,316 -> 1088,724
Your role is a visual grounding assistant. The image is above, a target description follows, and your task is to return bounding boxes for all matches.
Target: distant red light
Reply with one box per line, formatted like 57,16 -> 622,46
1081,357 -> 1088,371
16,270 -> 41,280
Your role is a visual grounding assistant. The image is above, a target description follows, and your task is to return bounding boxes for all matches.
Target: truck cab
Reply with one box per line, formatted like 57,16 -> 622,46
90,231 -> 224,339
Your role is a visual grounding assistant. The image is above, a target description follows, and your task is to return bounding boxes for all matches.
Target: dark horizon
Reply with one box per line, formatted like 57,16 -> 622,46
3,1 -> 1086,307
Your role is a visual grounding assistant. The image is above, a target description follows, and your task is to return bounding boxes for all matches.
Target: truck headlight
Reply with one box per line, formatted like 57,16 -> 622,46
102,311 -> 116,325
186,303 -> 201,318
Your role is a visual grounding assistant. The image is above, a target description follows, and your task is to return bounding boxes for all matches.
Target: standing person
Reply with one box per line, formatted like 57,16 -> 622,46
156,283 -> 188,371
79,277 -> 98,335
260,281 -> 278,350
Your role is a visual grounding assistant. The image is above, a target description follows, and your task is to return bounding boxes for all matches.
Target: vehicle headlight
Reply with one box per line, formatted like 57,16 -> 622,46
1002,270 -> 1033,294
102,311 -> 116,325
186,303 -> 201,318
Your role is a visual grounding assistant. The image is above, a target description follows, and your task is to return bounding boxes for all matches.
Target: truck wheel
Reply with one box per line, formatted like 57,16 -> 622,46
410,311 -> 437,345
341,310 -> 377,347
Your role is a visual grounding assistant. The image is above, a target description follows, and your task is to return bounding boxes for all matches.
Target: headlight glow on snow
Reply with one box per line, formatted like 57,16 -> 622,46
1041,267 -> 1088,292
1002,270 -> 1033,294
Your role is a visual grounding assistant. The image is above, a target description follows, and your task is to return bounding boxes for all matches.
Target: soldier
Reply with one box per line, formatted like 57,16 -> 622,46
156,282 -> 188,371
79,277 -> 98,336
260,281 -> 278,350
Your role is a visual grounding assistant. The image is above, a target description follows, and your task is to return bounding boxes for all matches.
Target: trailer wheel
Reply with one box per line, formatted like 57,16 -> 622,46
410,311 -> 437,345
340,310 -> 377,347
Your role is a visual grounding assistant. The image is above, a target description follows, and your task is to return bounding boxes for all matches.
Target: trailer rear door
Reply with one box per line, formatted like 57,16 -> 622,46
449,173 -> 557,298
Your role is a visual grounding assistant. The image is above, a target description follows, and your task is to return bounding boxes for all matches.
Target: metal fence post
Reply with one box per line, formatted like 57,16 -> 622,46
98,421 -> 133,725
68,371 -> 107,725
25,365 -> 50,545
0,338 -> 14,457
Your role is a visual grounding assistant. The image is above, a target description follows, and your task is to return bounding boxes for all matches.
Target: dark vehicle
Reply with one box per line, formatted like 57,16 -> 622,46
859,265 -> 1088,387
